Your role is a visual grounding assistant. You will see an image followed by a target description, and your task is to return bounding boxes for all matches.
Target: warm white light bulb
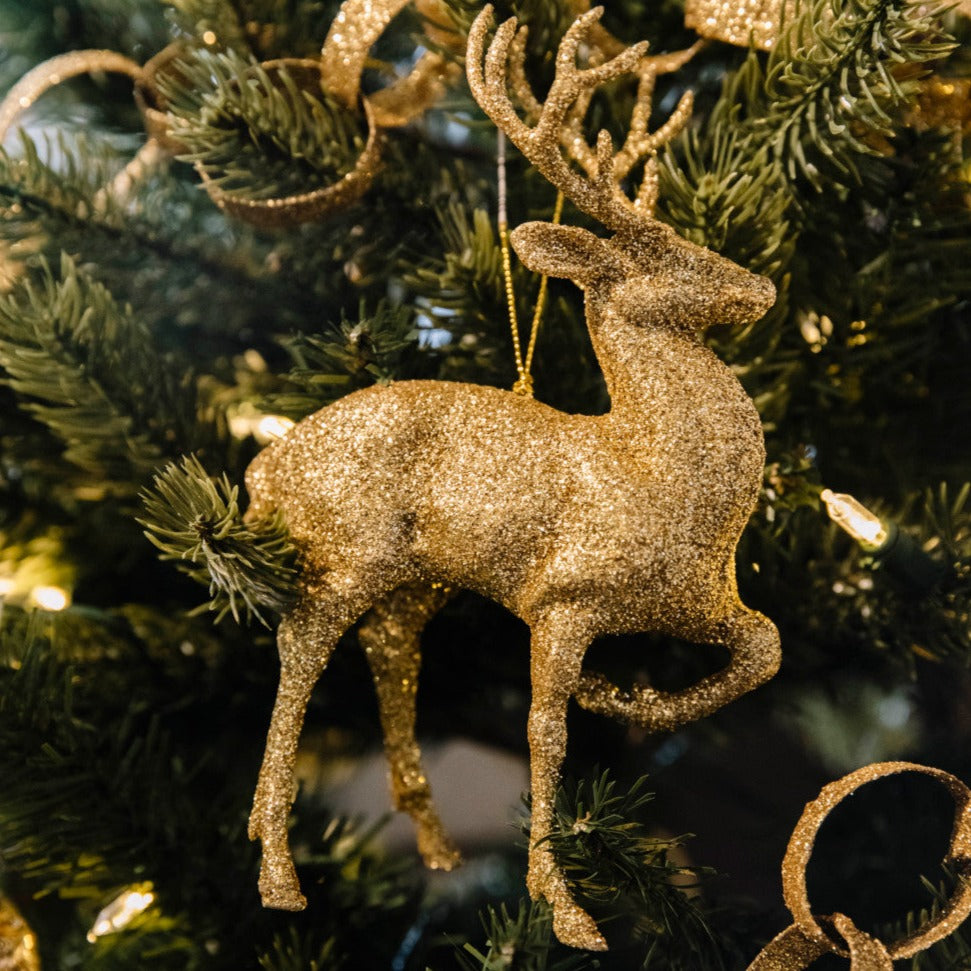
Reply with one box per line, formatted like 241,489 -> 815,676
86,885 -> 155,942
257,415 -> 295,441
30,585 -> 70,611
820,489 -> 889,549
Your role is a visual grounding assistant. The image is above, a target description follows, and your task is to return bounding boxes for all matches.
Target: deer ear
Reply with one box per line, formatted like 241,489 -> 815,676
510,222 -> 623,286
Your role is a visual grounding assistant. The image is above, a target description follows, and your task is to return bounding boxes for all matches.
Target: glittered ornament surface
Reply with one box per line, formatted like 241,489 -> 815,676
684,0 -> 795,49
0,896 -> 40,971
245,6 -> 779,951
749,762 -> 971,970
196,0 -> 461,227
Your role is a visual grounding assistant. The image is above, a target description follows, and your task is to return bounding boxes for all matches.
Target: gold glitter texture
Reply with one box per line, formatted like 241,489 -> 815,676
0,896 -> 40,971
749,762 -> 971,970
208,0 -> 460,226
0,50 -> 143,144
684,0 -> 795,50
0,49 -> 172,209
321,0 -> 460,128
908,77 -> 971,137
245,6 -> 779,951
197,60 -> 385,229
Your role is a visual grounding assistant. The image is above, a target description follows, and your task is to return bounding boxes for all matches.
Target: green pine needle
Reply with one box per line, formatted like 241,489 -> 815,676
460,898 -> 595,971
160,48 -> 367,202
139,454 -> 297,625
725,0 -> 956,186
257,927 -> 343,971
542,774 -> 713,944
272,300 -> 419,419
0,253 -> 197,486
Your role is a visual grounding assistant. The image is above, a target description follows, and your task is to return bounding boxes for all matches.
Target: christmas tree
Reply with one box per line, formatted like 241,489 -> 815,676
1,0 -> 970,967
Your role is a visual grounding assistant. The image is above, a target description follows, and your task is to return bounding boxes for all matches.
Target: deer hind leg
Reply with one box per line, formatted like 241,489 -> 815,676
358,582 -> 460,871
526,606 -> 607,952
249,581 -> 378,911
574,602 -> 780,733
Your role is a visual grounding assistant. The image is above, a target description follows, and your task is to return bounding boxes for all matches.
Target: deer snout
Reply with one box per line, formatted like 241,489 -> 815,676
722,271 -> 776,326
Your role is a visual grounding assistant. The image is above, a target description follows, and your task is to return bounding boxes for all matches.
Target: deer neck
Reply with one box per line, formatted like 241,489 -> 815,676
586,298 -> 729,432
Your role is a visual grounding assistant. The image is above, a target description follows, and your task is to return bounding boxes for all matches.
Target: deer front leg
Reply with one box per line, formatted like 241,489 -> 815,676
249,585 -> 373,910
574,605 -> 780,732
358,582 -> 460,871
526,607 -> 607,952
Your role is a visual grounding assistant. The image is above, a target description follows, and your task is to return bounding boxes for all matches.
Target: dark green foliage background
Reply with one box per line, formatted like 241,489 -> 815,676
0,0 -> 970,966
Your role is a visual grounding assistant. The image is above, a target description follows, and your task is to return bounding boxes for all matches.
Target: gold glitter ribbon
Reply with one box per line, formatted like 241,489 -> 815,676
748,761 -> 971,970
196,58 -> 385,229
0,48 -> 177,211
132,43 -> 190,154
320,0 -> 459,127
200,0 -> 461,227
0,50 -> 144,144
0,3 -> 462,228
683,0 -> 796,50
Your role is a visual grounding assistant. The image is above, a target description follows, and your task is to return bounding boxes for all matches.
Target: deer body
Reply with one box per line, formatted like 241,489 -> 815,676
248,328 -> 763,631
245,7 -> 781,951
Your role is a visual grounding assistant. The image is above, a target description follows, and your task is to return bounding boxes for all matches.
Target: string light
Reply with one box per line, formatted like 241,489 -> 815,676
256,415 -> 295,441
820,488 -> 946,592
29,585 -> 71,611
86,884 -> 155,942
229,410 -> 295,443
820,489 -> 889,550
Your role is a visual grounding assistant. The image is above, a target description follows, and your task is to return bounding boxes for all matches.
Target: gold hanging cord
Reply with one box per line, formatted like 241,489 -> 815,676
497,129 -> 563,397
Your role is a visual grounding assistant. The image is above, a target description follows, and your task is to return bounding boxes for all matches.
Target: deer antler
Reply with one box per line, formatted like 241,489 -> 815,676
467,5 -> 694,234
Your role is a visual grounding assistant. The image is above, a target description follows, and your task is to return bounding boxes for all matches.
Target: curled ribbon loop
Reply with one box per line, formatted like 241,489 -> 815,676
748,761 -> 971,969
0,49 -> 176,211
320,0 -> 459,128
0,50 -> 144,144
195,59 -> 385,229
133,43 -> 189,154
197,0 -> 461,227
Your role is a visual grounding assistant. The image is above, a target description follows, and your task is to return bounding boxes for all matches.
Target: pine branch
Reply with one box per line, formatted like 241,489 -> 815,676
161,48 -> 367,202
257,926 -> 342,971
140,454 -> 298,625
543,774 -> 718,965
658,128 -> 796,382
659,130 -> 794,281
406,202 -> 505,322
459,899 -> 595,971
270,300 -> 419,419
749,481 -> 971,676
722,0 -> 955,186
0,253 -> 202,487
256,815 -> 422,970
461,772 -> 722,968
0,632 -> 185,899
0,134 -> 344,352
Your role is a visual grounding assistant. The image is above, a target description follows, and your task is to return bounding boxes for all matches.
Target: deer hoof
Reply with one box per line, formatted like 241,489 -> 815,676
419,837 -> 462,872
552,902 -> 608,952
258,862 -> 306,911
259,885 -> 307,912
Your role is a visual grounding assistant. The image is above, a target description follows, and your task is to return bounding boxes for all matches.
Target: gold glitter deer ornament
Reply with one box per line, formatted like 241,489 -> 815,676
244,5 -> 781,951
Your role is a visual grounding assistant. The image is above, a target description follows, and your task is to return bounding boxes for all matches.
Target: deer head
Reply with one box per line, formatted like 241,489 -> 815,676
467,5 -> 775,338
